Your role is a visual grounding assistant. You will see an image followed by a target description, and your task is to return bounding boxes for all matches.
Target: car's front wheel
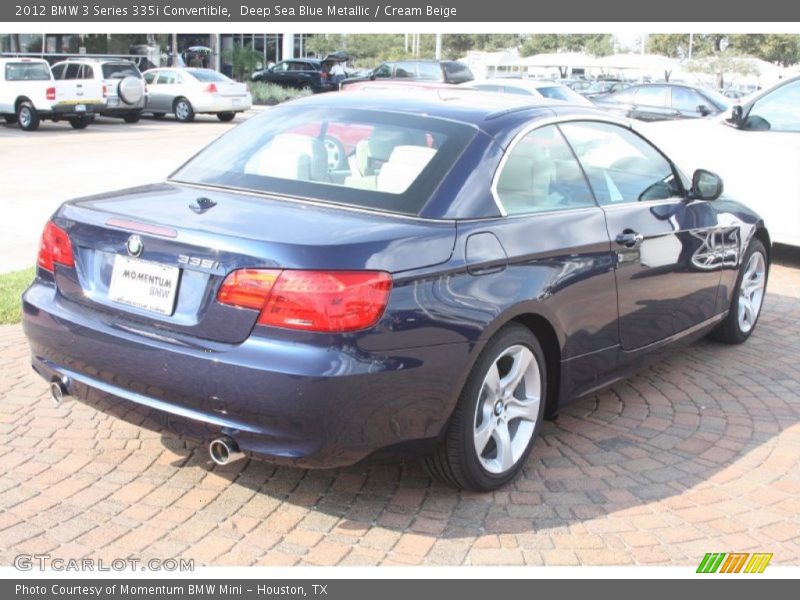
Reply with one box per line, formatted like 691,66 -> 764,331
423,324 -> 546,491
174,98 -> 195,123
711,238 -> 768,344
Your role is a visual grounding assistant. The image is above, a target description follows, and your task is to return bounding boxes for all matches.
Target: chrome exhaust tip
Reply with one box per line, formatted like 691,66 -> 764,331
49,377 -> 69,407
208,437 -> 245,466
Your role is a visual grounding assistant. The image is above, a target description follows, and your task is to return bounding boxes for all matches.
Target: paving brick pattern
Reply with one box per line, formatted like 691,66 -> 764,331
1,252 -> 799,567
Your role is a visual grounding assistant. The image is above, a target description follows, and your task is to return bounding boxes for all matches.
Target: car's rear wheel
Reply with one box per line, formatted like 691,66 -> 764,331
123,112 -> 141,124
422,324 -> 546,491
711,238 -> 768,344
68,116 -> 92,129
217,112 -> 236,122
174,98 -> 195,123
16,102 -> 40,131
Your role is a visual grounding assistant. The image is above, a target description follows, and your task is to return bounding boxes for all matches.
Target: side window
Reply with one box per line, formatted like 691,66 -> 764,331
373,63 -> 392,78
495,125 -> 596,215
81,65 -> 94,79
51,63 -> 65,79
671,87 -> 706,112
473,84 -> 503,93
417,62 -> 442,81
394,62 -> 416,78
559,121 -> 682,205
64,64 -> 81,79
156,72 -> 176,85
272,61 -> 289,72
634,85 -> 669,107
503,86 -> 530,96
746,80 -> 800,132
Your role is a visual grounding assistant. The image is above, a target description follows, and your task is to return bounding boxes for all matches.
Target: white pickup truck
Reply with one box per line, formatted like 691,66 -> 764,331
0,57 -> 104,131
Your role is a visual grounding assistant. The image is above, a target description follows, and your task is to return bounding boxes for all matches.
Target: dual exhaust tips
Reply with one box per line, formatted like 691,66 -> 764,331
46,377 -> 244,467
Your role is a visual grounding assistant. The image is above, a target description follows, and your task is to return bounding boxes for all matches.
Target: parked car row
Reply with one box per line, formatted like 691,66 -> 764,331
1,57 -> 252,131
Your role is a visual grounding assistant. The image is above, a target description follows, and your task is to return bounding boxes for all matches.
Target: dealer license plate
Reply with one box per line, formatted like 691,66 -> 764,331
109,255 -> 180,315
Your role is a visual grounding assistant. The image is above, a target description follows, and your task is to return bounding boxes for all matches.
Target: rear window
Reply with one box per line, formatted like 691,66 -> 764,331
443,62 -> 474,83
5,62 -> 50,81
170,106 -> 476,216
102,63 -> 141,79
185,68 -> 229,82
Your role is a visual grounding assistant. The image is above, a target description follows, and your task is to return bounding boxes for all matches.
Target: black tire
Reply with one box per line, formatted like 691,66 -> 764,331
151,112 -> 166,119
173,98 -> 195,123
68,116 -> 92,129
710,238 -> 769,344
4,114 -> 17,124
16,102 -> 40,131
422,323 -> 547,491
123,112 -> 141,124
216,112 -> 236,122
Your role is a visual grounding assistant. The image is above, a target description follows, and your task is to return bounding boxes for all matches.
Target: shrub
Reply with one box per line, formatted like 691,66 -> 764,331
248,82 -> 313,105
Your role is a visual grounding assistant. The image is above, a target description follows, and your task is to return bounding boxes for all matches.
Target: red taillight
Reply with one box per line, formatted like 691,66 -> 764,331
205,83 -> 218,93
46,87 -> 56,101
217,269 -> 392,332
102,84 -> 107,98
37,221 -> 74,272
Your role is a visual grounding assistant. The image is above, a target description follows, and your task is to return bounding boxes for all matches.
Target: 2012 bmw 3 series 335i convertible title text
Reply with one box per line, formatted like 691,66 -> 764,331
22,91 -> 770,491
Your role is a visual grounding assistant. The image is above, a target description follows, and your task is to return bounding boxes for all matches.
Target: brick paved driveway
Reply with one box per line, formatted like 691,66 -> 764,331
1,251 -> 799,567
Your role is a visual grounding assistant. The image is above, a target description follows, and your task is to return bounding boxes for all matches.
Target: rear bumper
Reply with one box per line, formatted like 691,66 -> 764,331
22,279 -> 472,468
192,95 -> 252,114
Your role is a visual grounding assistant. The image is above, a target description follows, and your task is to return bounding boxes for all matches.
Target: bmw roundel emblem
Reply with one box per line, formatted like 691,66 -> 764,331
126,235 -> 143,257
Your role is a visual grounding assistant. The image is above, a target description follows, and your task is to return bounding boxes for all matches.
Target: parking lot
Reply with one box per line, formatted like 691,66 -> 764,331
0,111 -> 257,273
1,107 -> 799,568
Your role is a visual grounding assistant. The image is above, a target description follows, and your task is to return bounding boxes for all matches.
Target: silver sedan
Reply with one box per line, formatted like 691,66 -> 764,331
142,67 -> 252,122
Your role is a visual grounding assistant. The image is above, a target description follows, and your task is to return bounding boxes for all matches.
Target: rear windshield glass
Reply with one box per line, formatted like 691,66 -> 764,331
443,62 -> 474,83
185,68 -> 229,82
171,106 -> 476,216
102,63 -> 141,79
5,62 -> 50,81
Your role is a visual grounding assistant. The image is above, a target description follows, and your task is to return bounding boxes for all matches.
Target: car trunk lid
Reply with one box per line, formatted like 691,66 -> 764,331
51,183 -> 455,344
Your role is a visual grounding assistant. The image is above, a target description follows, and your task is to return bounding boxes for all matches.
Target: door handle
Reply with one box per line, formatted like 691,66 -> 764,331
616,230 -> 644,248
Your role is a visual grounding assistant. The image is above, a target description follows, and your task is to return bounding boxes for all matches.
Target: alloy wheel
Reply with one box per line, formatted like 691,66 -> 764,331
738,250 -> 766,333
473,344 -> 541,474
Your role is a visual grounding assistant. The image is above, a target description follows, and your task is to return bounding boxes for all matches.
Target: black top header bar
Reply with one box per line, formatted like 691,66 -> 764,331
4,0 -> 800,22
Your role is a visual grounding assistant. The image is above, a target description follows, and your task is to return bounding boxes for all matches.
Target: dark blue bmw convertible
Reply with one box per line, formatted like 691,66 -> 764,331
22,91 -> 769,491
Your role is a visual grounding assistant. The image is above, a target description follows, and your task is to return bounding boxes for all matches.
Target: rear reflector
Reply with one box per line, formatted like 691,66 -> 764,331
217,269 -> 392,332
37,221 -> 74,272
46,87 -> 56,101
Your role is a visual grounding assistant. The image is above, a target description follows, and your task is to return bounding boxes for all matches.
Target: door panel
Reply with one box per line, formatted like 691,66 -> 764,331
559,120 -> 722,350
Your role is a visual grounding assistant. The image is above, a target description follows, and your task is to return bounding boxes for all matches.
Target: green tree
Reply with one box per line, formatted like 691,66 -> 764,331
224,44 -> 263,81
520,34 -> 614,57
729,34 -> 800,66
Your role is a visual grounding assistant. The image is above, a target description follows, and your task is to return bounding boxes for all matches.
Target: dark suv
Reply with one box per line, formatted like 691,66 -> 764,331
341,60 -> 474,88
250,52 -> 349,93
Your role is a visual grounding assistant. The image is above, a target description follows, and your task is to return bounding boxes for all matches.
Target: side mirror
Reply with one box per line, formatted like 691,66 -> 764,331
730,104 -> 743,127
697,104 -> 711,116
691,169 -> 723,201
